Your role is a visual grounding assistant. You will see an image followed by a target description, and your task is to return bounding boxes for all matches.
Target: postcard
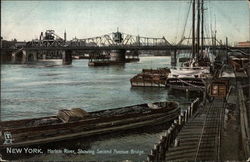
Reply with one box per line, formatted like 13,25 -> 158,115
1,0 -> 250,161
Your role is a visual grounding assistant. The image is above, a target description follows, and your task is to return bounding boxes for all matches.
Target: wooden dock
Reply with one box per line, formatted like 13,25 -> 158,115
146,98 -> 201,161
164,99 -> 225,161
146,70 -> 250,161
236,71 -> 250,159
146,56 -> 250,162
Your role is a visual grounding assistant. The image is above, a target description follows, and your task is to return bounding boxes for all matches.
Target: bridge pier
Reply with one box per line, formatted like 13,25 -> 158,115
21,50 -> 27,63
110,49 -> 126,62
1,51 -> 12,64
42,53 -> 47,60
27,51 -> 38,62
62,50 -> 72,65
11,51 -> 17,64
171,50 -> 177,66
130,50 -> 139,58
11,50 -> 38,64
125,50 -> 140,62
11,50 -> 27,64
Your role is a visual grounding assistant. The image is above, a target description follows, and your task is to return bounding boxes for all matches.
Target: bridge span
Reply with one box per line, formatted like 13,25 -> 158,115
1,30 -> 249,65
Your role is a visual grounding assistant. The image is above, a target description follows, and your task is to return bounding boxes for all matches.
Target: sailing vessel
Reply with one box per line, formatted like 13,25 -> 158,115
167,66 -> 210,91
167,0 -> 213,91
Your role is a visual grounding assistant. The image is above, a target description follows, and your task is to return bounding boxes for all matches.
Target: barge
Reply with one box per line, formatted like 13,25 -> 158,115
130,68 -> 170,87
0,101 -> 179,148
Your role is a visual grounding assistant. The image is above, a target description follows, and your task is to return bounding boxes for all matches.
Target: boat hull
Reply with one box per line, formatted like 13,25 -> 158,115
130,68 -> 170,87
0,102 -> 179,148
130,80 -> 166,87
167,78 -> 205,91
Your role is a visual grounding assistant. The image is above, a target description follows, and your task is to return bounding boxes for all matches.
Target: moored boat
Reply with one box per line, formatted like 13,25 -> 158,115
0,101 -> 179,148
130,68 -> 170,87
167,66 -> 210,91
228,55 -> 250,72
167,0 -> 214,92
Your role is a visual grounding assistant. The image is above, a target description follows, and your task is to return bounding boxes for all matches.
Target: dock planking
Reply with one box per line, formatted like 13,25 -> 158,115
165,99 -> 225,161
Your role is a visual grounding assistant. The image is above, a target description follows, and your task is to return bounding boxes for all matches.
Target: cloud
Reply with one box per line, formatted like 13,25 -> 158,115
1,1 -> 249,42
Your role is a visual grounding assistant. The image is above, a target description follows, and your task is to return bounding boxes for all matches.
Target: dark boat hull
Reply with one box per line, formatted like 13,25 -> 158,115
130,68 -> 170,87
167,78 -> 205,91
0,102 -> 179,148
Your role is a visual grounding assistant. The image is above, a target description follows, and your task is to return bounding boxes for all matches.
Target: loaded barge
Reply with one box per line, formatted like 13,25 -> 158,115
0,101 -> 179,148
130,68 -> 170,87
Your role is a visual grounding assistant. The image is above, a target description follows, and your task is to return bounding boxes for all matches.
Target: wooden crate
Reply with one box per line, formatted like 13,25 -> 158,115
210,80 -> 229,98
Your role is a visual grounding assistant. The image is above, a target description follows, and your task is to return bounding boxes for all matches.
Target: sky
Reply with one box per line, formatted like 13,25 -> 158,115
1,0 -> 250,44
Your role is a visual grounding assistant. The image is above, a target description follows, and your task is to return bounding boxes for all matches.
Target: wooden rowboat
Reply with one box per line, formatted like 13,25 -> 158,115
0,101 -> 179,148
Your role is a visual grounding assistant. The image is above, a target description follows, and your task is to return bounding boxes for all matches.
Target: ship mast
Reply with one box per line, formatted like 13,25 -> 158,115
197,0 -> 200,59
201,0 -> 204,59
192,0 -> 196,59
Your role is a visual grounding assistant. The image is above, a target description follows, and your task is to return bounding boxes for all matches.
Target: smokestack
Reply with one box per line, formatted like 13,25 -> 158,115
40,32 -> 43,40
64,30 -> 67,42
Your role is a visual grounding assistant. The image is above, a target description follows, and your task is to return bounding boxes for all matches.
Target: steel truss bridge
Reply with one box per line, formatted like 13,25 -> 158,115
2,30 -> 249,65
22,31 -> 249,53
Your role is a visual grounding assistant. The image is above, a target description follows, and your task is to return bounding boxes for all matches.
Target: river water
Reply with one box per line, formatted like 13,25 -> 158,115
1,56 -> 197,161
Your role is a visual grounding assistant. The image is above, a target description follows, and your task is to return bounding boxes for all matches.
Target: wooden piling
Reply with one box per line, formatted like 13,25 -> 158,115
188,106 -> 191,117
178,115 -> 182,125
174,137 -> 179,147
147,97 -> 201,162
190,103 -> 194,115
185,110 -> 188,122
150,149 -> 156,161
164,131 -> 168,137
158,139 -> 165,160
162,136 -> 167,150
167,127 -> 173,147
147,155 -> 154,162
155,143 -> 160,161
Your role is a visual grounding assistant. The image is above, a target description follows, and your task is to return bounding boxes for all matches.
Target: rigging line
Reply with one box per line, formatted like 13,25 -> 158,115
175,2 -> 182,44
176,78 -> 205,90
205,12 -> 210,45
180,0 -> 193,42
204,25 -> 209,45
187,27 -> 192,45
204,8 -> 210,46
208,0 -> 213,40
213,2 -> 241,34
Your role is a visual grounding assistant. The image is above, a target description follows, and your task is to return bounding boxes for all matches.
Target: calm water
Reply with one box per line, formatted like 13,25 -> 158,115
1,56 -> 196,161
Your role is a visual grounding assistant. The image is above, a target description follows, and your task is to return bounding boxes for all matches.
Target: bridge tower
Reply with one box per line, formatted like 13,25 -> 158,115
110,29 -> 126,62
64,30 -> 67,42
